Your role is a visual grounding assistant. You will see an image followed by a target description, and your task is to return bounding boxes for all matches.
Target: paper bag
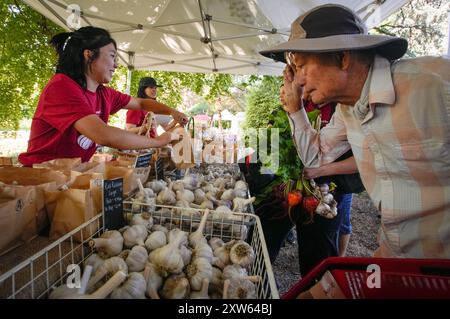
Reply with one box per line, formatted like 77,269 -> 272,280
33,158 -> 82,179
46,173 -> 102,242
0,167 -> 68,255
0,187 -> 38,255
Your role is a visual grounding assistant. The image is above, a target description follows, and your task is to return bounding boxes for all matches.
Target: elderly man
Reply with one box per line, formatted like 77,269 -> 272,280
260,4 -> 450,259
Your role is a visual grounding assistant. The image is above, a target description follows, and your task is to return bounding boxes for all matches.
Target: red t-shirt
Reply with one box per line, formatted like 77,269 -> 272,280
18,74 -> 131,166
126,109 -> 147,126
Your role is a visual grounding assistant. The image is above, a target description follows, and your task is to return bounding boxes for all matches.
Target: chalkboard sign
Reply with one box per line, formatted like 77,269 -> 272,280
102,178 -> 125,230
155,157 -> 164,180
135,152 -> 152,168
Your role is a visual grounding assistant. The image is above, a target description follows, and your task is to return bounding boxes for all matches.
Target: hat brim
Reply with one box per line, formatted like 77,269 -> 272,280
260,34 -> 408,62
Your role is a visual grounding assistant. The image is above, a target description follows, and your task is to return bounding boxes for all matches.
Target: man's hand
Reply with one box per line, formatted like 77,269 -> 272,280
283,65 -> 303,114
303,166 -> 328,179
172,110 -> 188,126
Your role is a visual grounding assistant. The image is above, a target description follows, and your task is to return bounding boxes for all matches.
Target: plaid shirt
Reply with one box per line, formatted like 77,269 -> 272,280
288,55 -> 450,258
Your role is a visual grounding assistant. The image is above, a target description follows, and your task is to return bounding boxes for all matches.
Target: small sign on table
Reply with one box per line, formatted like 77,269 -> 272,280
134,152 -> 152,168
102,178 -> 124,230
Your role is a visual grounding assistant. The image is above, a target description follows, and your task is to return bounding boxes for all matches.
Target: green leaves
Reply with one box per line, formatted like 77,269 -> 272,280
0,2 -> 62,130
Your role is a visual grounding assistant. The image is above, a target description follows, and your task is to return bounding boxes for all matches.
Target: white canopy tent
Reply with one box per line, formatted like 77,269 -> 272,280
23,0 -> 410,77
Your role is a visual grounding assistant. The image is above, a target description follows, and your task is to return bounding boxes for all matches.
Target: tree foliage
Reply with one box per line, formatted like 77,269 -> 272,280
0,1 -> 62,130
244,76 -> 282,130
110,67 -> 234,112
373,0 -> 449,57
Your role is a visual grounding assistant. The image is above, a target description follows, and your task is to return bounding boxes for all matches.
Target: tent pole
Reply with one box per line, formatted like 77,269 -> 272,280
125,52 -> 135,95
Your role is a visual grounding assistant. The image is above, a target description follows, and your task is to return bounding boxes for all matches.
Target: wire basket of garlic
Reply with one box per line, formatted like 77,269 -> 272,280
0,204 -> 278,299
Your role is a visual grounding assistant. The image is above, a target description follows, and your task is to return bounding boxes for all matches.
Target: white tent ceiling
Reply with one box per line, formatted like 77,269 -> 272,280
23,0 -> 410,75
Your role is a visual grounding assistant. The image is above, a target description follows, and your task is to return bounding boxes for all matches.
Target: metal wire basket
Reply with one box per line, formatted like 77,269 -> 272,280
0,205 -> 279,299
123,202 -> 279,299
0,214 -> 103,299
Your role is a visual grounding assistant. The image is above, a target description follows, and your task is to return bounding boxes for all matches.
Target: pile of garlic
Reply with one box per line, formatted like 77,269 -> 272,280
49,211 -> 260,299
128,164 -> 254,240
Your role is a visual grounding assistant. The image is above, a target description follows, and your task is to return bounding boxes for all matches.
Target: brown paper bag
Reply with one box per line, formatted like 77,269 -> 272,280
0,187 -> 38,255
46,174 -> 102,242
33,158 -> 82,179
0,167 -> 68,255
90,153 -> 113,163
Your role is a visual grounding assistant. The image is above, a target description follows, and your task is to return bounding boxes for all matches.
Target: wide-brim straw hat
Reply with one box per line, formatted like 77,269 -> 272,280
260,4 -> 408,62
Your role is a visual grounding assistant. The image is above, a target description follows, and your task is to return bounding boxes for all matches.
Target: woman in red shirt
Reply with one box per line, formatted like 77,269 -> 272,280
19,27 -> 187,166
125,77 -> 161,134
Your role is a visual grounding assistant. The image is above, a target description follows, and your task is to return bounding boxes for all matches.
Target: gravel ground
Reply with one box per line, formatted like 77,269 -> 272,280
271,191 -> 381,296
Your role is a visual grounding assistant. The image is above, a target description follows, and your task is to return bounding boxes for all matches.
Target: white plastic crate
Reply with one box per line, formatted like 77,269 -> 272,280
0,205 -> 279,299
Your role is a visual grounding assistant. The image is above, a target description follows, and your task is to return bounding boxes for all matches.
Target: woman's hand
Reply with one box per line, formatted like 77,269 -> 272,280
172,110 -> 188,126
152,131 -> 173,147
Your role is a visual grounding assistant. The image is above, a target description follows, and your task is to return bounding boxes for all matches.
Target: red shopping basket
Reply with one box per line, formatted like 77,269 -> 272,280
282,257 -> 450,299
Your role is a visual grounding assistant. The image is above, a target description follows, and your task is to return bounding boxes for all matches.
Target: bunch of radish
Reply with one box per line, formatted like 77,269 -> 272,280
285,178 -> 338,222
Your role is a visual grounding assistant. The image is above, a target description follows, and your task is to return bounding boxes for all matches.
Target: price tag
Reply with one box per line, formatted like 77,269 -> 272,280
102,178 -> 124,230
134,152 -> 152,168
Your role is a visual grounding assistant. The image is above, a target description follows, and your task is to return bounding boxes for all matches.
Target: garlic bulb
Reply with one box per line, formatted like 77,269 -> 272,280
168,228 -> 188,245
194,189 -> 206,205
176,189 -> 195,203
84,254 -> 104,274
161,273 -> 190,299
143,263 -> 163,299
145,230 -> 167,251
234,180 -> 248,192
86,256 -> 128,292
192,242 -> 214,263
222,264 -> 247,280
110,272 -> 146,299
130,212 -> 153,231
209,237 -> 224,251
223,277 -> 256,299
180,244 -> 192,266
126,246 -> 148,272
209,266 -> 223,294
213,245 -> 231,269
233,188 -> 248,199
190,199 -> 214,210
232,197 -> 255,212
189,209 -> 210,247
172,180 -> 185,192
220,189 -> 235,201
146,180 -> 167,193
189,278 -> 210,299
123,224 -> 148,248
186,257 -> 213,291
182,173 -> 201,190
89,230 -> 123,258
229,241 -> 255,268
151,224 -> 168,234
156,187 -> 176,205
149,229 -> 187,277
322,193 -> 334,205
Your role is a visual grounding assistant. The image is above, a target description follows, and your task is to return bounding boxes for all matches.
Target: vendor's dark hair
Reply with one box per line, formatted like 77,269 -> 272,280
50,26 -> 116,89
137,86 -> 150,99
